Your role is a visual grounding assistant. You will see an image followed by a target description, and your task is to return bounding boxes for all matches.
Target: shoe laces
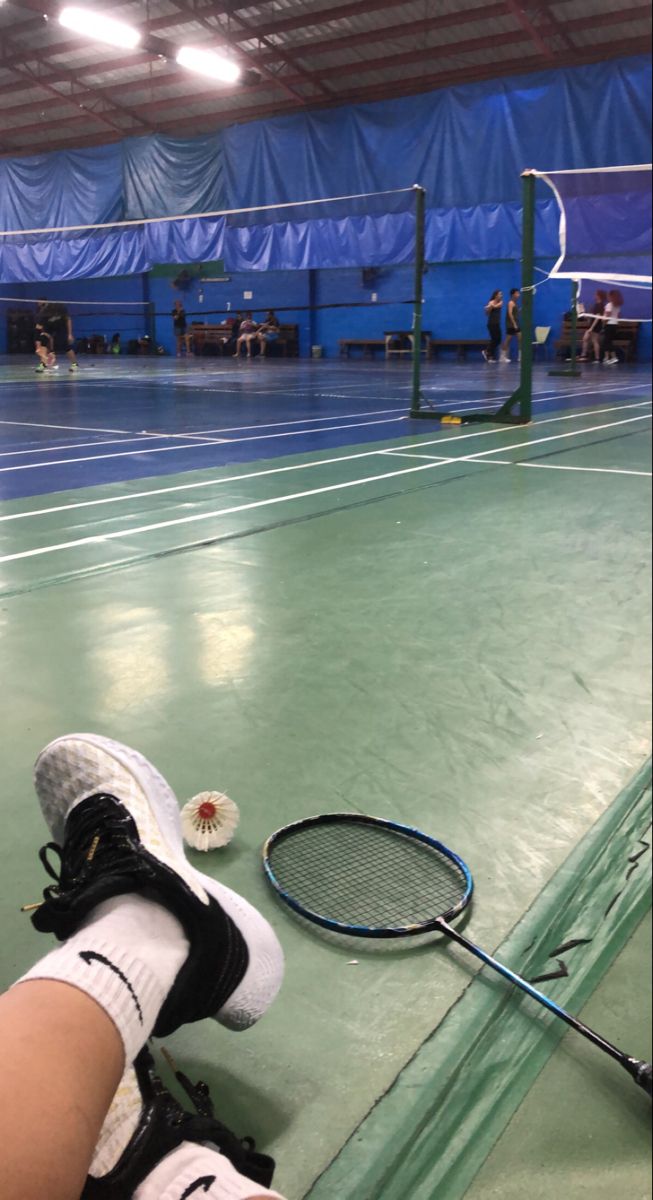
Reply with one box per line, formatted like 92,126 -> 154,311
25,794 -> 156,920
155,1049 -> 275,1186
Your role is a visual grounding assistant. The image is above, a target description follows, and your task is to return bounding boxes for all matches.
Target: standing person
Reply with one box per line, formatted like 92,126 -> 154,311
601,289 -> 624,365
482,291 -> 503,363
233,313 -> 258,359
256,311 -> 281,359
578,289 -> 607,362
34,299 -> 78,374
172,299 -> 193,357
501,289 -> 521,363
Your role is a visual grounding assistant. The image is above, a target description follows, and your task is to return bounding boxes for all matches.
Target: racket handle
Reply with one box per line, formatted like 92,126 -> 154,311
631,1059 -> 652,1096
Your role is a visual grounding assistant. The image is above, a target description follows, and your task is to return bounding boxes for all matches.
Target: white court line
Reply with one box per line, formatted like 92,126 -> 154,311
1,401 -> 649,524
0,415 -> 410,473
0,411 -> 406,457
483,460 -> 652,478
0,433 -> 194,459
147,405 -> 408,436
0,417 -> 136,435
388,414 -> 652,465
378,451 -> 448,461
2,381 -> 650,473
1,412 -> 649,565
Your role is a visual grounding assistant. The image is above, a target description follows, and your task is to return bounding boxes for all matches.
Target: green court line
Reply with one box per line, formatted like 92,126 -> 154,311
306,758 -> 652,1200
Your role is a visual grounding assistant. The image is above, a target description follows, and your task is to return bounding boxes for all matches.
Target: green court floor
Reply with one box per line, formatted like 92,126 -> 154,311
466,909 -> 652,1200
1,399 -> 651,1198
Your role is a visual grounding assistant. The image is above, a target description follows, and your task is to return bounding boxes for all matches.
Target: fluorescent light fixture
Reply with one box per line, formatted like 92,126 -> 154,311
58,6 -> 141,50
176,45 -> 241,84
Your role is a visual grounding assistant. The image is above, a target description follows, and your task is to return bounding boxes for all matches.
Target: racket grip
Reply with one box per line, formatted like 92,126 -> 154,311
631,1059 -> 652,1096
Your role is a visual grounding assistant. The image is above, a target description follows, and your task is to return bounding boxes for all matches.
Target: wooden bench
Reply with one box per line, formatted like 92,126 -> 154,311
192,322 -> 299,357
385,330 -> 431,358
555,316 -> 640,362
339,338 -> 386,358
429,338 -> 487,361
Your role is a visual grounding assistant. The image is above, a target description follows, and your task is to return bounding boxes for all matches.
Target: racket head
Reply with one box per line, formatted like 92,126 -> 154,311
263,812 -> 473,938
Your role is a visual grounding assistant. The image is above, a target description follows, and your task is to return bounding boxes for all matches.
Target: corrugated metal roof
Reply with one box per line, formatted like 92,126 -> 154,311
0,0 -> 649,155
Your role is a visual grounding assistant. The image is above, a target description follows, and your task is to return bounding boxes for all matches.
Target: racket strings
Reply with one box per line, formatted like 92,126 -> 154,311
267,821 -> 467,930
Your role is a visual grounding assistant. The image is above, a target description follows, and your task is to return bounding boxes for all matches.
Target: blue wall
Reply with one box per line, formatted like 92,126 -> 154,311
5,261 -> 651,361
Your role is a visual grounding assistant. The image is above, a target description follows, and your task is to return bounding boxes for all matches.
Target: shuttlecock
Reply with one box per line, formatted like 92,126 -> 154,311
181,791 -> 240,851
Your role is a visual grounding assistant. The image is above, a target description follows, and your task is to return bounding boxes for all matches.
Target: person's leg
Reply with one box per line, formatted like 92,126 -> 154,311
88,1046 -> 284,1200
1,733 -> 284,1200
233,336 -> 243,357
0,981 -> 124,1200
485,328 -> 500,361
604,326 -> 618,363
246,334 -> 255,358
35,335 -> 54,371
258,334 -> 266,358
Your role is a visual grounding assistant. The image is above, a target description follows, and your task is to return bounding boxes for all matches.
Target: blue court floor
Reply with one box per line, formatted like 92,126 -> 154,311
1,355 -> 651,501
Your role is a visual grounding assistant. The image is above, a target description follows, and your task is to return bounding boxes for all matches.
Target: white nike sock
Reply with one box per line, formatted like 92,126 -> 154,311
16,894 -> 188,1063
133,1142 -> 285,1200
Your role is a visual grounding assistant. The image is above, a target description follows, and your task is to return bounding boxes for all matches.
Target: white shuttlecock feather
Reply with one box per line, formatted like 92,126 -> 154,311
181,791 -> 240,851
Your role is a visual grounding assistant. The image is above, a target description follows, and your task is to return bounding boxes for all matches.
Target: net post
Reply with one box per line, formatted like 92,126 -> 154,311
410,184 -> 426,417
548,278 -> 582,378
494,169 -> 535,423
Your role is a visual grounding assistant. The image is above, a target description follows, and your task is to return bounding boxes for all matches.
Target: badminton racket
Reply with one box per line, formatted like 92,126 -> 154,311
263,813 -> 651,1095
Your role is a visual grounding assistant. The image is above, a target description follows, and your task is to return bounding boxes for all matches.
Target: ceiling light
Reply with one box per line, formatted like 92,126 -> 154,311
58,6 -> 141,50
176,45 -> 241,84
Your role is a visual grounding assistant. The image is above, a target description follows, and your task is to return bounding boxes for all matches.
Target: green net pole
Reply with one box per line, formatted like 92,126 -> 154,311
517,170 -> 535,421
410,185 -> 426,417
495,170 -> 534,422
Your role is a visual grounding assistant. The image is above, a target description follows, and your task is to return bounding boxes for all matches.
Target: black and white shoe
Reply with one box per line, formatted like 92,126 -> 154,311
30,734 -> 284,1036
83,1046 -> 276,1199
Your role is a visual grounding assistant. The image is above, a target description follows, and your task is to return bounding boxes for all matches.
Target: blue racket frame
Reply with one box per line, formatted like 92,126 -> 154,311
263,812 -> 652,1096
263,811 -> 473,937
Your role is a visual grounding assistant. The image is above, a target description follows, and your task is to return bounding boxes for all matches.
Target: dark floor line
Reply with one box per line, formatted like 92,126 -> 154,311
511,425 -> 652,465
0,460 -> 499,598
3,424 -> 650,599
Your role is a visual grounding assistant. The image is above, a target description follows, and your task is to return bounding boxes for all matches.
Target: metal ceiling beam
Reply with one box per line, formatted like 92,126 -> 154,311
146,34 -> 650,131
3,4 -> 649,129
6,33 -> 644,156
254,1 -> 509,65
166,0 -> 322,104
0,31 -> 154,140
3,1 -> 647,110
240,28 -> 535,89
502,0 -> 555,60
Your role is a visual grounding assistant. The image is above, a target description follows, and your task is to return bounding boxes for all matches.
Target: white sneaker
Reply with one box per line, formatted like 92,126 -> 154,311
500,355 -> 511,364
31,734 -> 285,1036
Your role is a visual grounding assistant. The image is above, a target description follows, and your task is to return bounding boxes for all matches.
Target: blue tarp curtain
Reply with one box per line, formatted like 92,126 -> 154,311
539,168 -> 652,282
0,55 -> 650,284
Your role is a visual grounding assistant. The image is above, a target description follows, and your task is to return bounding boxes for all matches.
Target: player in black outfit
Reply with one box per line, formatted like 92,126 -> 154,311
172,299 -> 193,356
501,288 -> 521,362
482,290 -> 503,362
34,300 -> 78,373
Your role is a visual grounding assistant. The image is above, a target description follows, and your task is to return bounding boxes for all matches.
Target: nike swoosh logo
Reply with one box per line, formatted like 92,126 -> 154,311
180,1177 -> 216,1198
78,951 -> 144,1024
